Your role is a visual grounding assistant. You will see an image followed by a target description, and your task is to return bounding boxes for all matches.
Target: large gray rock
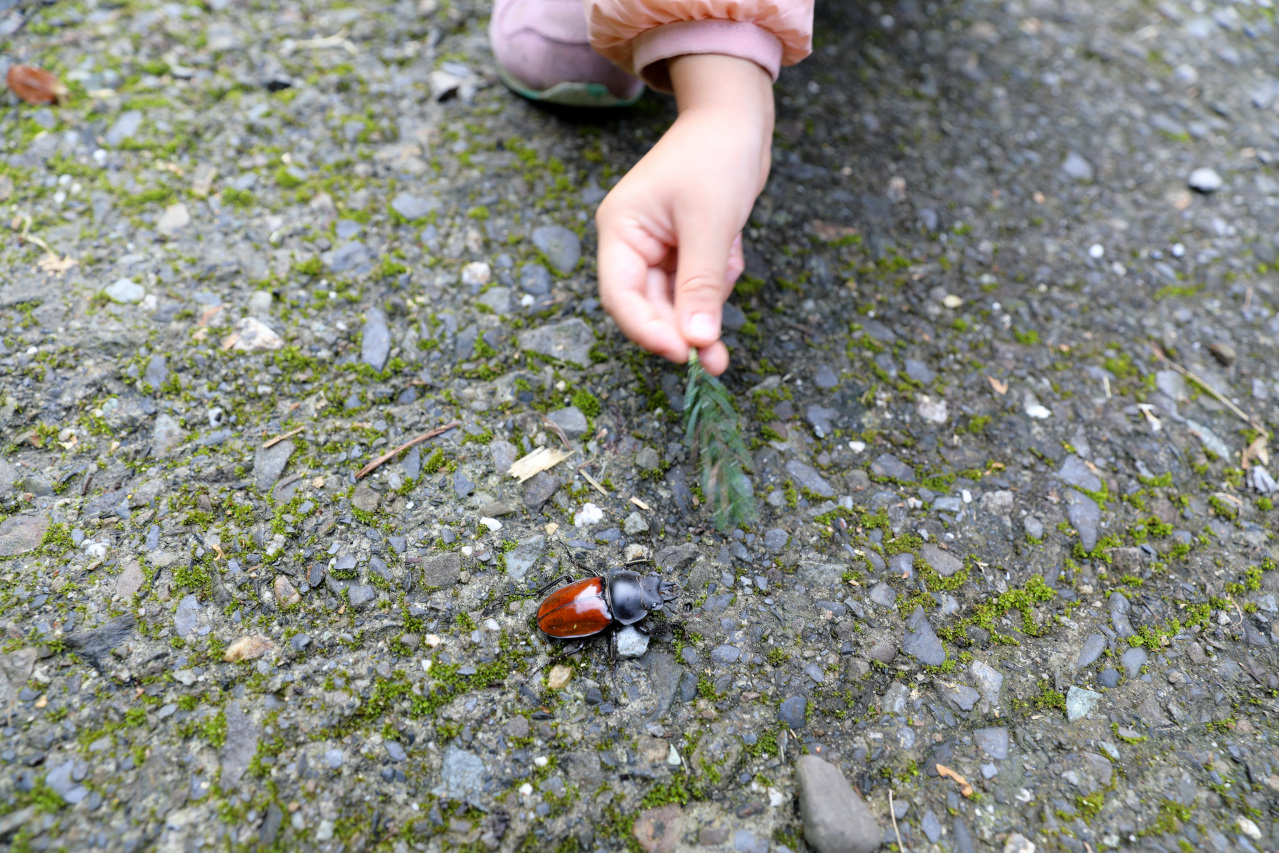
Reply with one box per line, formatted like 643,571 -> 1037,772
795,755 -> 881,853
62,616 -> 135,670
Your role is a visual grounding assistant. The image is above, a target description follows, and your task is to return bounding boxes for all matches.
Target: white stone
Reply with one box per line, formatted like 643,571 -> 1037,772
573,502 -> 604,528
104,278 -> 145,303
222,317 -> 283,352
479,517 -> 502,531
916,395 -> 948,424
156,202 -> 190,238
460,261 -> 491,287
1188,167 -> 1223,193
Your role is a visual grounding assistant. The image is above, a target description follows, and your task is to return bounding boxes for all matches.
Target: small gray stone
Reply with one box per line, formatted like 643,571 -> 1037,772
523,472 -> 561,509
151,413 -> 187,457
763,529 -> 789,550
453,470 -> 475,498
1188,167 -> 1223,193
220,701 -> 259,789
254,440 -> 294,492
384,741 -> 408,763
546,406 -> 588,438
156,202 -> 190,238
868,640 -> 896,664
902,606 -> 946,666
785,459 -> 834,497
325,748 -> 344,769
437,746 -> 486,798
1098,667 -> 1120,688
1058,455 -> 1102,492
347,584 -> 376,609
390,193 -> 439,220
519,262 -> 552,295
517,318 -> 596,367
1065,490 -> 1101,553
921,811 -> 943,843
323,241 -> 373,274
970,660 -> 1004,704
421,553 -> 462,588
806,405 -> 839,438
361,307 -> 390,371
871,453 -> 915,482
711,645 -> 741,664
105,110 -> 143,146
144,355 -> 168,389
869,583 -> 896,608
531,225 -> 581,274
104,278 -> 146,304
779,695 -> 807,729
490,440 -> 517,475
62,616 -> 133,669
795,755 -> 880,853
0,515 -> 50,557
616,627 -> 649,658
1061,151 -> 1095,182
504,536 -> 545,581
44,760 -> 88,804
1076,634 -> 1107,669
1023,515 -> 1044,540
974,727 -> 1010,760
813,365 -> 839,389
1066,685 -> 1103,722
938,683 -> 980,711
174,594 -> 201,637
1120,646 -> 1147,678
623,512 -> 649,535
804,663 -> 826,684
920,543 -> 963,577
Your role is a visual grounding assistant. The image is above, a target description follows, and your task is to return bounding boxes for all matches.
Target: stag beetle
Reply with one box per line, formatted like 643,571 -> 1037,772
536,568 -> 680,640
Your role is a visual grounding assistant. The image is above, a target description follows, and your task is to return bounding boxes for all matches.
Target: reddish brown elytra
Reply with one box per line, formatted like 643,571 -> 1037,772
6,65 -> 69,106
535,577 -> 612,639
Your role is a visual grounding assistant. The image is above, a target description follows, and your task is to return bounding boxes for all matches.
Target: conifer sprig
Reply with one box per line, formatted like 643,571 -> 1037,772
683,352 -> 757,532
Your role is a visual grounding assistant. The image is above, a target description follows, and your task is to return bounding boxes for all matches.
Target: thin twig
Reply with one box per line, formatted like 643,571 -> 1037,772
578,468 -> 608,497
889,789 -> 906,853
355,421 -> 459,479
1147,342 -> 1267,434
541,414 -> 572,452
262,426 -> 304,448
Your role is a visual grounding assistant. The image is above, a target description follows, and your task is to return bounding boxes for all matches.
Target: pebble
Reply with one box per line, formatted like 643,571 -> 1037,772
504,536 -> 545,581
384,742 -> 407,763
105,110 -> 142,146
920,543 -> 964,577
813,365 -> 839,389
1098,667 -> 1120,688
1076,634 -> 1107,669
974,727 -> 1010,760
1120,646 -> 1147,679
902,606 -> 946,666
322,241 -> 373,275
223,635 -> 274,663
763,529 -> 789,550
868,640 -> 896,664
784,459 -> 834,497
519,262 -> 552,295
274,576 -> 301,607
254,440 -> 294,492
223,317 -> 283,352
938,683 -> 980,711
1066,685 -> 1103,722
361,307 -> 390,371
871,453 -> 915,482
916,395 -> 948,424
0,515 -> 51,557
547,406 -> 588,438
794,755 -> 880,853
869,583 -> 896,608
970,660 -> 1004,703
174,594 -> 201,637
616,627 -> 649,658
531,225 -> 581,274
437,747 -> 485,798
389,193 -> 438,220
633,805 -> 683,853
517,318 -> 596,367
453,470 -> 474,498
104,278 -> 145,303
347,584 -> 375,609
156,202 -> 190,238
1065,490 -> 1101,552
622,512 -> 649,535
1061,151 -> 1095,182
805,404 -> 838,438
1188,167 -> 1223,193
779,695 -> 807,729
1058,455 -> 1102,493
460,261 -> 491,287
921,811 -> 943,843
1004,834 -> 1036,853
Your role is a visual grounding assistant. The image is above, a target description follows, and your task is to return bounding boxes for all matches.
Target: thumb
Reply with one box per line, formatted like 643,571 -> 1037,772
673,216 -> 738,350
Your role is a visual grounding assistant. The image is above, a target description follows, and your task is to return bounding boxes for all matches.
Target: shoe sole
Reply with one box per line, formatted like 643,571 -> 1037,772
497,65 -> 643,108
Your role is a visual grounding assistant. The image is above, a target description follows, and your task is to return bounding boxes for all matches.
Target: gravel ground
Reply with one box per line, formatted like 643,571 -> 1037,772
2,0 -> 1279,851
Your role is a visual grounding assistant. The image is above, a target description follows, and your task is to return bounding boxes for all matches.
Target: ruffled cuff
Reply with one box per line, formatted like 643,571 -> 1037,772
631,19 -> 783,92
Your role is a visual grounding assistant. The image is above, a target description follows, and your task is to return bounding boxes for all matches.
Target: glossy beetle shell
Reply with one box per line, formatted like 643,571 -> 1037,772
536,576 -> 613,638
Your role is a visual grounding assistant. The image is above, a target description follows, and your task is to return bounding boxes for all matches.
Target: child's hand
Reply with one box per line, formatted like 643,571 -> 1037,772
596,54 -> 774,376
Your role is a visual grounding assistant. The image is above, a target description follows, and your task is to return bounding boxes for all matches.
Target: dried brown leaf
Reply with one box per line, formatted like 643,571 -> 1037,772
7,65 -> 69,106
988,376 -> 1009,395
1241,435 -> 1269,470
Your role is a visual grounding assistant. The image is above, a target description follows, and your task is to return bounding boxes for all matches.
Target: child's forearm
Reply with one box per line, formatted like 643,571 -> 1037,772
669,53 -> 775,133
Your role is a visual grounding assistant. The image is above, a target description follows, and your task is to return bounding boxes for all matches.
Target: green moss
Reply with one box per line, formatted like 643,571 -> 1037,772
222,187 -> 255,208
39,522 -> 76,556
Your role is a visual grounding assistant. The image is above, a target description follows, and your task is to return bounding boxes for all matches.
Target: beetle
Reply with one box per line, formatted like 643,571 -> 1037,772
536,569 -> 679,641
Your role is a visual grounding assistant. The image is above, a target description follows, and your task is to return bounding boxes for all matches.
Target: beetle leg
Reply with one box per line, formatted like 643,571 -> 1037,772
530,574 -> 574,598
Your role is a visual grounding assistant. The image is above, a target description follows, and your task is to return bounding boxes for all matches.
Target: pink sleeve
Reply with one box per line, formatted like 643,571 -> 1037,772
585,0 -> 814,92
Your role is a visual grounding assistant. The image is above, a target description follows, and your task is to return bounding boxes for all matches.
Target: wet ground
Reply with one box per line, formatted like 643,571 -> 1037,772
1,0 -> 1278,850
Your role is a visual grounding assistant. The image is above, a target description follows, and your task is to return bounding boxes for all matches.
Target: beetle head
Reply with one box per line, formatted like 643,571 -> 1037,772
638,574 -> 680,611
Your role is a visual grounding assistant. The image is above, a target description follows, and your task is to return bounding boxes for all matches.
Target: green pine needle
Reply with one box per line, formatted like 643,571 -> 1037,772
683,352 -> 757,532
